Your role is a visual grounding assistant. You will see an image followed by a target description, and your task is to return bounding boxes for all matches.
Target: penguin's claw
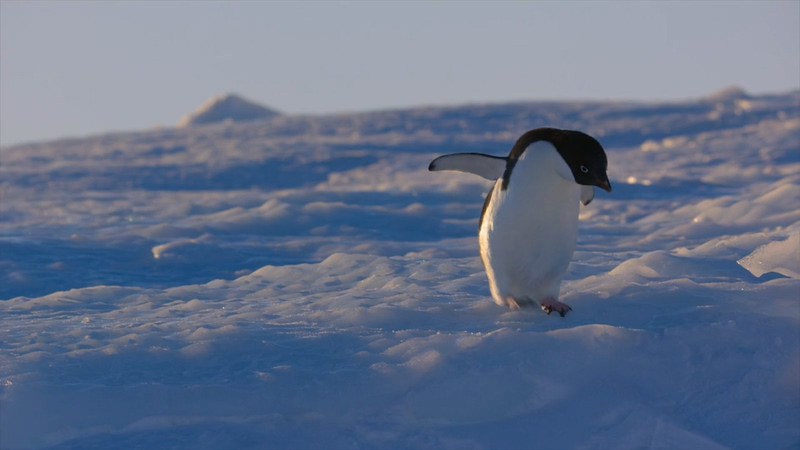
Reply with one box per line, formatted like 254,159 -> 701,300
540,299 -> 572,317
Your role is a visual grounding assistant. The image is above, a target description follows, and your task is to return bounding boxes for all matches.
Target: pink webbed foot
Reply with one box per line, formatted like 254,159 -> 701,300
540,298 -> 572,317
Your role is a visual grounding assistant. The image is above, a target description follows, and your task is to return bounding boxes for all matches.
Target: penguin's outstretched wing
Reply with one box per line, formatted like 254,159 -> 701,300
428,153 -> 507,180
430,153 -> 597,206
580,186 -> 595,206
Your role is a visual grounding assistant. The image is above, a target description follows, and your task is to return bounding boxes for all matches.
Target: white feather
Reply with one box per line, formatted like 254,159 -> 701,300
581,186 -> 596,206
479,141 -> 581,307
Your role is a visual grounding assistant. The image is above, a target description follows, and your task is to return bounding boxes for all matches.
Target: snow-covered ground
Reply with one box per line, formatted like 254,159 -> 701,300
1,88 -> 798,449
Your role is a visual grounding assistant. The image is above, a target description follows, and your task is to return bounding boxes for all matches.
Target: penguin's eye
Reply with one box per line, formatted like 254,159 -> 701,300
580,165 -> 589,174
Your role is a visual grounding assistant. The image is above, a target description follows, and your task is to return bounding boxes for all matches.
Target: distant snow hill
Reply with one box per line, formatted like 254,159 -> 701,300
178,93 -> 282,127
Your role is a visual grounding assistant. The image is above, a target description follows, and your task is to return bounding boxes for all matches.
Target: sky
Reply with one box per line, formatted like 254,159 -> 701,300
1,1 -> 798,146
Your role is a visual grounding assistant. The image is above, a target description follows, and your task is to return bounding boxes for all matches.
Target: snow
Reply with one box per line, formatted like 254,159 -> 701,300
1,89 -> 799,449
738,234 -> 800,279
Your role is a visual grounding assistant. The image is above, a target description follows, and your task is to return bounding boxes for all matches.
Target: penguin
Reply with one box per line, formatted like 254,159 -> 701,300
429,128 -> 611,316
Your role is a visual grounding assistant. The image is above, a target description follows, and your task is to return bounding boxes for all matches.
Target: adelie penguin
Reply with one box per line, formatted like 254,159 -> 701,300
429,128 -> 611,317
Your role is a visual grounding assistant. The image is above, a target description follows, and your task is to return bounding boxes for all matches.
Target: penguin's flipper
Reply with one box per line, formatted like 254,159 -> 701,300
428,153 -> 507,180
580,186 -> 595,206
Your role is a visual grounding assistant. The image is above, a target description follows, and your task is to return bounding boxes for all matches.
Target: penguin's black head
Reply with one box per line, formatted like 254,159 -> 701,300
505,128 -> 612,192
548,130 -> 611,192
555,129 -> 612,192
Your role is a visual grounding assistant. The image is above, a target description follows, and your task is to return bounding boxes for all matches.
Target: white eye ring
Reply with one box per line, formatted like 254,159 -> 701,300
580,165 -> 589,174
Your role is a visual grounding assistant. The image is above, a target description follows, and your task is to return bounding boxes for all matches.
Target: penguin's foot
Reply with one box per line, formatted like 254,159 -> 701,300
540,298 -> 572,317
505,296 -> 537,310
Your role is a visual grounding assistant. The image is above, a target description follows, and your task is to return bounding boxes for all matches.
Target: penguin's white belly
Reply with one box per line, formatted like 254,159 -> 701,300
479,152 -> 581,307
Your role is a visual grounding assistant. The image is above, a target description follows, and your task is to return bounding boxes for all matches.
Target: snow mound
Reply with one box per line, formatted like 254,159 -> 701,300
178,93 -> 281,127
705,85 -> 751,102
738,234 -> 800,279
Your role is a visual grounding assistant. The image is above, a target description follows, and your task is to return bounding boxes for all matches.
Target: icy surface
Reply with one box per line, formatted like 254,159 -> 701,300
1,90 -> 799,449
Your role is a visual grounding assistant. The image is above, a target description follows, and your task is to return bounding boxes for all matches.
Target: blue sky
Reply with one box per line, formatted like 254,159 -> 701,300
1,1 -> 798,146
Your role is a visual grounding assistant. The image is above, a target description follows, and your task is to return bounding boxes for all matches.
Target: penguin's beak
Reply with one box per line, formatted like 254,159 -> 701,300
596,175 -> 612,192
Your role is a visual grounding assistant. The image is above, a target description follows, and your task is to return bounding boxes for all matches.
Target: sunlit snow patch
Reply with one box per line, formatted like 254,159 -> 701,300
152,234 -> 211,259
738,234 -> 800,279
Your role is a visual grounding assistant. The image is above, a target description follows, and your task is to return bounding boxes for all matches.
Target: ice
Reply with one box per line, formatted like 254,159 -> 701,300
1,89 -> 799,449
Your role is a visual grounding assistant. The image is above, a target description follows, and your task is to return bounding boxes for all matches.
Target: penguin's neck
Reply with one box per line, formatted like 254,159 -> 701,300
509,142 -> 581,213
